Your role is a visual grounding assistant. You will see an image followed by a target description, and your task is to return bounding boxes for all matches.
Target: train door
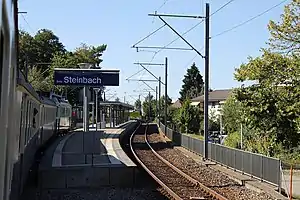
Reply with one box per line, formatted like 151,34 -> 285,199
25,101 -> 31,147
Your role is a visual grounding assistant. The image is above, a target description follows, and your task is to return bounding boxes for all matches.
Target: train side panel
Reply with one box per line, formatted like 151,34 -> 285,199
40,99 -> 57,144
0,0 -> 17,199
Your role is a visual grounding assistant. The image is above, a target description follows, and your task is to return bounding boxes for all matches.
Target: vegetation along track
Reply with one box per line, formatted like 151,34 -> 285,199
130,123 -> 228,200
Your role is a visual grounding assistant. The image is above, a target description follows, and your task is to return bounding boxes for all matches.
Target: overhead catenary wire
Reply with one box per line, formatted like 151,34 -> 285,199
157,0 -> 169,11
210,0 -> 236,16
211,0 -> 290,39
21,13 -> 35,34
132,0 -> 236,53
130,0 -> 236,100
152,0 -> 170,23
130,0 -> 170,87
132,24 -> 166,47
126,69 -> 145,80
183,46 -> 204,69
154,0 -> 236,55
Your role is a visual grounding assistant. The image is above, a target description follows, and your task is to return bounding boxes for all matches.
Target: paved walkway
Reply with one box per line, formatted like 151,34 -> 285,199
52,126 -> 136,167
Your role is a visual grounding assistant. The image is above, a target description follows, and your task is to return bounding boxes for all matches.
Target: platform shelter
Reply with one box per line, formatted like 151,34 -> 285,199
88,100 -> 134,128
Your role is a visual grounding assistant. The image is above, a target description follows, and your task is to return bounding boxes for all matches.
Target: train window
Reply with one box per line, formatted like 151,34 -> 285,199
0,31 -> 4,108
60,107 -> 65,117
33,107 -> 38,129
28,102 -> 32,141
67,107 -> 71,117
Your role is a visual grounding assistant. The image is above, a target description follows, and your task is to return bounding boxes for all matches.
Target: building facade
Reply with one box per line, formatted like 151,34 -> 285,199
190,89 -> 232,119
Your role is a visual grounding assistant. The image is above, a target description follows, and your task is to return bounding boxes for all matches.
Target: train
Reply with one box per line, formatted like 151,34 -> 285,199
0,1 -> 72,200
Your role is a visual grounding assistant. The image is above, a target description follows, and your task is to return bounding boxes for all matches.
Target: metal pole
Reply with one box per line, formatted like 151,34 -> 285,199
204,3 -> 210,160
164,57 -> 168,135
290,165 -> 293,200
92,102 -> 94,128
159,76 -> 161,121
110,106 -> 112,128
148,91 -> 151,121
95,90 -> 98,131
219,114 -> 223,134
240,123 -> 243,149
99,89 -> 102,128
83,86 -> 89,132
156,86 -> 158,119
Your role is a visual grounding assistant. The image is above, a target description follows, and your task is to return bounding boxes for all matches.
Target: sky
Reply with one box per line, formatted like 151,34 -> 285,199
18,0 -> 291,105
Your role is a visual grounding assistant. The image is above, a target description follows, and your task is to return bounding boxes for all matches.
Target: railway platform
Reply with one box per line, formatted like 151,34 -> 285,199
38,121 -> 141,190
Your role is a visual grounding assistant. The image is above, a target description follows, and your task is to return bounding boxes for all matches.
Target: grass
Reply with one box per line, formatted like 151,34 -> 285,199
183,133 -> 204,140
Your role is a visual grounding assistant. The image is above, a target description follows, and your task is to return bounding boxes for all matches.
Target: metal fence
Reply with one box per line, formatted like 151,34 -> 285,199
159,122 -> 282,190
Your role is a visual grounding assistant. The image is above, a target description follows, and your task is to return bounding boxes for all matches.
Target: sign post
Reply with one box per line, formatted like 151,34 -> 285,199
83,86 -> 89,132
54,68 -> 120,132
93,88 -> 101,131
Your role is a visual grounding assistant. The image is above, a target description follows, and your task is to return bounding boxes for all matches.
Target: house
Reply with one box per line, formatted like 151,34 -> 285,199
170,99 -> 182,109
190,89 -> 232,117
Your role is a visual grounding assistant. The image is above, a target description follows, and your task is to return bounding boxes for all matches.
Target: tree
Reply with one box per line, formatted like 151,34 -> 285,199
267,0 -> 300,55
20,29 -> 108,106
234,50 -> 300,155
221,93 -> 243,134
158,95 -> 172,121
179,63 -> 204,102
19,30 -> 35,70
34,29 -> 66,71
159,95 -> 172,108
73,43 -> 107,68
134,99 -> 142,111
179,99 -> 201,134
227,1 -> 300,158
19,29 -> 66,74
27,66 -> 53,92
142,94 -> 156,120
168,106 -> 181,131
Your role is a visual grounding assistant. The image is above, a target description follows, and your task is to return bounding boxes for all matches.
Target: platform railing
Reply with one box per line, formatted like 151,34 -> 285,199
158,122 -> 282,192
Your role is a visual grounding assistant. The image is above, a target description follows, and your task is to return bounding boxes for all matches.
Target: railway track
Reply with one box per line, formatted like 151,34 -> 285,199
130,123 -> 228,200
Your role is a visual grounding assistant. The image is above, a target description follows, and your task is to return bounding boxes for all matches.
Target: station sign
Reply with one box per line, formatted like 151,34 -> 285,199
54,68 -> 119,86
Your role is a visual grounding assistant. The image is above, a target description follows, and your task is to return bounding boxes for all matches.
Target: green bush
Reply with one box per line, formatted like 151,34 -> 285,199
130,111 -> 141,119
179,99 -> 201,134
224,131 -> 241,149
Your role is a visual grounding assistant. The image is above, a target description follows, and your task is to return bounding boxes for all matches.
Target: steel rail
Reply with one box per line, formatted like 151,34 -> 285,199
145,126 -> 229,200
130,124 -> 181,199
130,123 -> 228,200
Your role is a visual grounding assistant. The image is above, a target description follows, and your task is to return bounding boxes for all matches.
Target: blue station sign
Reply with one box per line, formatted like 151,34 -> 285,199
54,68 -> 120,86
